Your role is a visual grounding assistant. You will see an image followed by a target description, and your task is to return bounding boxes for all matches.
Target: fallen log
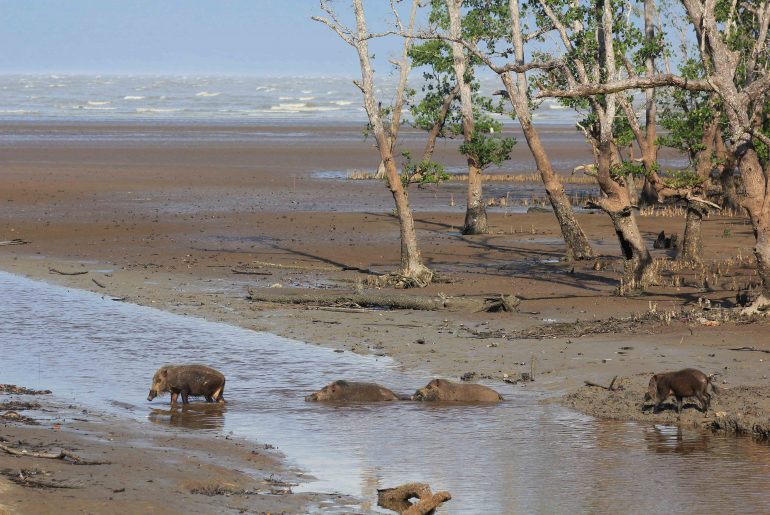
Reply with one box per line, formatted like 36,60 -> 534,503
247,287 -> 480,311
482,294 -> 520,313
0,443 -> 107,465
48,268 -> 88,276
377,482 -> 452,514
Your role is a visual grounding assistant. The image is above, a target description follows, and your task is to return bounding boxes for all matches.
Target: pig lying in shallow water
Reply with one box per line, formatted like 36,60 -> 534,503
305,380 -> 404,402
147,364 -> 226,405
412,378 -> 503,402
644,368 -> 717,414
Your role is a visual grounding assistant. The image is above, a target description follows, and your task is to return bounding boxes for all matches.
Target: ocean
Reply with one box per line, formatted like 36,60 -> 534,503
0,74 -> 576,125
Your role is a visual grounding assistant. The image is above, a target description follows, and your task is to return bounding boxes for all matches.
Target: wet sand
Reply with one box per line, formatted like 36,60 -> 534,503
1,122 -> 769,511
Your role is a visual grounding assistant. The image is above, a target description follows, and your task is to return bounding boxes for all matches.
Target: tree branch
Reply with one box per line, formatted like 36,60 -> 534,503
536,74 -> 713,98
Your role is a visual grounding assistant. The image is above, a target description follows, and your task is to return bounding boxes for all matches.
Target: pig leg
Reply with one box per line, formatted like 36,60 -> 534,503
170,392 -> 179,404
211,386 -> 225,404
181,389 -> 190,404
675,396 -> 683,415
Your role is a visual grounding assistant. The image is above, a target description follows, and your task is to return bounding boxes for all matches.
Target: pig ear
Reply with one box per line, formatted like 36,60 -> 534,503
161,369 -> 168,377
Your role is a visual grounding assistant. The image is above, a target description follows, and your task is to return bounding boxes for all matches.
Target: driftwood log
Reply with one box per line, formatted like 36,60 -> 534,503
247,287 -> 481,311
0,239 -> 29,246
584,376 -> 622,391
0,443 -> 106,465
377,482 -> 452,514
482,294 -> 521,313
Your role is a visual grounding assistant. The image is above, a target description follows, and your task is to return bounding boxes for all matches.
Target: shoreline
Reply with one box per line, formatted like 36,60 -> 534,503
0,386 -> 354,514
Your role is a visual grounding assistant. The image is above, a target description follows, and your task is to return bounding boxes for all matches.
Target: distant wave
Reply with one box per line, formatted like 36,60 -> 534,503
87,100 -> 112,106
255,86 -> 276,92
0,109 -> 36,115
195,91 -> 221,97
329,100 -> 353,106
269,103 -> 341,113
135,107 -> 181,113
123,95 -> 145,100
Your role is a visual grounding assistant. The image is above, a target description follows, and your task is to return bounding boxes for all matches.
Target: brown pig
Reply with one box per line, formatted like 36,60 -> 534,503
305,380 -> 403,402
147,364 -> 226,405
644,368 -> 717,414
412,378 -> 503,402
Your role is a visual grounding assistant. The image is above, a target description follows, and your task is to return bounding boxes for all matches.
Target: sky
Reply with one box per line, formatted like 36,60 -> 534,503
0,1 -> 408,76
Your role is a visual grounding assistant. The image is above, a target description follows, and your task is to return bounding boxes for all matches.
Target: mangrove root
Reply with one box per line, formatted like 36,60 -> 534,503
377,482 -> 452,514
0,443 -> 107,465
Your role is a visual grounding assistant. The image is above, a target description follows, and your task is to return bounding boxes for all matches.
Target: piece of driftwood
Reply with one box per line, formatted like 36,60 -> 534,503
0,443 -> 107,465
91,278 -> 106,288
231,268 -> 272,275
0,239 -> 29,246
584,376 -> 621,391
48,268 -> 88,276
377,482 -> 452,514
247,287 -> 478,311
730,346 -> 770,354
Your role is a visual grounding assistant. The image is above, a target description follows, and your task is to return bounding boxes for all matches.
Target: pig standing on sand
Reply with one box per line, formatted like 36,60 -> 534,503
644,368 -> 717,414
412,378 -> 503,402
305,380 -> 403,402
147,364 -> 226,405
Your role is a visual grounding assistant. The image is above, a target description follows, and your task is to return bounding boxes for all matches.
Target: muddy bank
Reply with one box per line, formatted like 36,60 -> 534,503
563,374 -> 770,440
0,386 -> 352,514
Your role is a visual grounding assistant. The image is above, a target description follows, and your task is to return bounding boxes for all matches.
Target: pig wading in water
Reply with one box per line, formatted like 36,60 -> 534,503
412,378 -> 503,402
147,364 -> 226,405
644,368 -> 717,414
305,380 -> 403,402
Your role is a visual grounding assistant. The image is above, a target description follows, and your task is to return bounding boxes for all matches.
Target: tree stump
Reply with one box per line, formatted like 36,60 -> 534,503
377,482 -> 452,514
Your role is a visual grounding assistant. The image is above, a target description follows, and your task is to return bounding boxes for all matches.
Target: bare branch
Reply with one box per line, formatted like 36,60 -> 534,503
536,74 -> 713,98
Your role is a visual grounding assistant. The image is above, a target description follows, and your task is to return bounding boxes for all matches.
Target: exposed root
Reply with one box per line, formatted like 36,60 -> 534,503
740,294 -> 770,316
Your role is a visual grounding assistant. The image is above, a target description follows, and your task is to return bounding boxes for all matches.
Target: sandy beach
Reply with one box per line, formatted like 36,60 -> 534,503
2,121 -> 770,512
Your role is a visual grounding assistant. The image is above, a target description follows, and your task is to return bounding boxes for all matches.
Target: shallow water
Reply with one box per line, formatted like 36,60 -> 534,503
2,271 -> 770,513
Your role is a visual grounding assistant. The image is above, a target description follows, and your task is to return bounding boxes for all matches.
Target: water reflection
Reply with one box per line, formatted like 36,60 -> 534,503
148,403 -> 226,431
2,271 -> 770,513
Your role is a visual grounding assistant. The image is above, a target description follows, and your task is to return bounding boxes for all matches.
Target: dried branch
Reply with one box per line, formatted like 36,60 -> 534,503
0,443 -> 107,465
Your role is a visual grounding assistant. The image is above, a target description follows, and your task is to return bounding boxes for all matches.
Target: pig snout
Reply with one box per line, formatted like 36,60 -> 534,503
147,389 -> 157,401
304,393 -> 318,402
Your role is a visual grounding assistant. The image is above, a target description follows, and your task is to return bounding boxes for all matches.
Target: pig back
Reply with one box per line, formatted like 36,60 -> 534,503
167,364 -> 225,395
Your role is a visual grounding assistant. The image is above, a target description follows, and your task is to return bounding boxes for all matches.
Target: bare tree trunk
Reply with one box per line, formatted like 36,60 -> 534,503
317,0 -> 432,285
503,0 -> 594,260
447,0 -> 487,235
501,74 -> 594,260
736,148 -> 770,309
420,85 -> 459,164
680,204 -> 705,263
595,142 -> 655,289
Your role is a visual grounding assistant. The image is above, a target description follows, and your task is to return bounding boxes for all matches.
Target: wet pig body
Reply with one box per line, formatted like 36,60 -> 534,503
147,364 -> 226,404
412,379 -> 502,402
644,368 -> 717,414
305,380 -> 403,402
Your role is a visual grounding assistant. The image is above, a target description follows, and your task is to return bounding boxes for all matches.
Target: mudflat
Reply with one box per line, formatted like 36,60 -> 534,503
2,122 -> 769,510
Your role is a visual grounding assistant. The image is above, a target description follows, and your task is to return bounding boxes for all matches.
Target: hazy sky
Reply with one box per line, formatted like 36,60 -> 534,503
0,1 -> 406,76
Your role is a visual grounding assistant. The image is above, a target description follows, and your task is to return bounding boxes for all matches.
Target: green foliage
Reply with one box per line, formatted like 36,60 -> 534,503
660,169 -> 707,189
399,151 -> 450,187
610,160 -> 652,181
459,131 -> 516,170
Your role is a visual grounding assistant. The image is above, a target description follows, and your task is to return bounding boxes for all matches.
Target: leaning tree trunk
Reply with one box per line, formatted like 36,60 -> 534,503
595,142 -> 655,290
720,167 -> 742,212
499,74 -> 594,261
448,0 -> 487,235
